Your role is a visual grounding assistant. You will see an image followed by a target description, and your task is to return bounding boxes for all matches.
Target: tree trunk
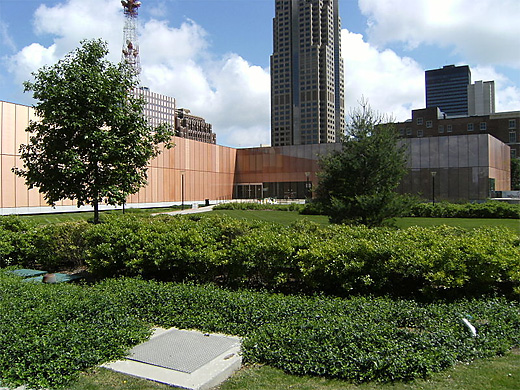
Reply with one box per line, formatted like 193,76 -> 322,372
93,199 -> 100,224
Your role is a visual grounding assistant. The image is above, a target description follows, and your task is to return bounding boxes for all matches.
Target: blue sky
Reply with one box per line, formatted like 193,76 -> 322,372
1,0 -> 519,147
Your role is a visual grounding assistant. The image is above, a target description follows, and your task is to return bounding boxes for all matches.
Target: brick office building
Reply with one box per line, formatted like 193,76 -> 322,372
397,107 -> 520,159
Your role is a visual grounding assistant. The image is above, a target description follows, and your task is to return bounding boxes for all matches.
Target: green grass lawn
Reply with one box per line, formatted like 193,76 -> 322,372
15,207 -> 519,233
212,209 -> 519,232
70,349 -> 520,390
17,206 -> 183,225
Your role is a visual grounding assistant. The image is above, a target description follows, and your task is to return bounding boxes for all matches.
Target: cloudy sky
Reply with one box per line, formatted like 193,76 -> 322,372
1,0 -> 519,147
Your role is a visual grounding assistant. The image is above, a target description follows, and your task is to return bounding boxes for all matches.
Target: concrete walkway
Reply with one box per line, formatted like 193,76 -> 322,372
153,204 -> 216,216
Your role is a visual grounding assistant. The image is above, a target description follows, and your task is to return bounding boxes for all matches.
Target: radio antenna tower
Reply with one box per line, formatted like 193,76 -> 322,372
121,0 -> 142,76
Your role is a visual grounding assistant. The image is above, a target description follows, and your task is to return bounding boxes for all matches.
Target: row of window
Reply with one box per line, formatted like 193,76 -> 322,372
400,128 -> 518,143
416,118 -> 517,130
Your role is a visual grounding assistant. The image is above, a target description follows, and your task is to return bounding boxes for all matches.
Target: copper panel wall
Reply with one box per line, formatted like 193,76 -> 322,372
0,101 -> 236,210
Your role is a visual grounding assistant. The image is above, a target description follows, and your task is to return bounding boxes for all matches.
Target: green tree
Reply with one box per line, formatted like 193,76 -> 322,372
511,158 -> 520,191
14,39 -> 174,223
315,100 -> 410,226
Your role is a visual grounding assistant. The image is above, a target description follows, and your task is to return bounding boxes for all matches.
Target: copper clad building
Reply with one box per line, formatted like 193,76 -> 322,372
0,100 -> 512,214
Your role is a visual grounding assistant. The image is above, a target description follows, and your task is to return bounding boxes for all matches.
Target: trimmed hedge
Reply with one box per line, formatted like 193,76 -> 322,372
408,201 -> 520,219
214,200 -> 520,219
0,214 -> 519,298
1,275 -> 518,388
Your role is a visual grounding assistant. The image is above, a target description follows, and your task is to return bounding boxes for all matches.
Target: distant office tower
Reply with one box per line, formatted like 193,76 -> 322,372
135,87 -> 216,144
271,0 -> 345,146
468,80 -> 495,116
425,65 -> 471,117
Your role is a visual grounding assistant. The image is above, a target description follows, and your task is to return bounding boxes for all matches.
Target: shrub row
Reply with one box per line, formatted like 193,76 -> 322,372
0,273 -> 150,389
1,215 -> 518,299
1,275 -> 519,387
214,200 -> 520,219
408,201 -> 520,219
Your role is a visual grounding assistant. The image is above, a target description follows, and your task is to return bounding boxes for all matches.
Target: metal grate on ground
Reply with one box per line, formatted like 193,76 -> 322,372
127,328 -> 240,374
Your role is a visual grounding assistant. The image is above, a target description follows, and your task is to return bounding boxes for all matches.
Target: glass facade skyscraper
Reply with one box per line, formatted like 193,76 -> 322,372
271,0 -> 345,146
425,65 -> 471,117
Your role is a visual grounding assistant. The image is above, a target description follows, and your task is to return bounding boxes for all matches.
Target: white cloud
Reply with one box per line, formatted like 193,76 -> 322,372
33,0 -> 123,62
0,19 -> 16,52
139,21 -> 270,147
7,43 -> 58,85
359,0 -> 520,68
341,29 -> 424,121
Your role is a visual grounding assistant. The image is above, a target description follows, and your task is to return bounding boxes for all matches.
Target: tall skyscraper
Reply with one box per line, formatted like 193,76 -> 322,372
425,65 -> 471,117
468,80 -> 495,116
271,0 -> 345,146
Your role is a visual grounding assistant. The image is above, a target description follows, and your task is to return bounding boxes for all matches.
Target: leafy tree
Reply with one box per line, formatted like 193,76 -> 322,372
511,158 -> 520,191
14,39 -> 174,223
315,100 -> 410,226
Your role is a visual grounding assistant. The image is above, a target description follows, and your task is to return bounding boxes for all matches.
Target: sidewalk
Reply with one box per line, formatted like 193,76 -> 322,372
154,204 -> 216,216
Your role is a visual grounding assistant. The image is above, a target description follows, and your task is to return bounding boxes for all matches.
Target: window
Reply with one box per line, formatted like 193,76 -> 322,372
447,125 -> 453,133
406,128 -> 412,136
416,117 -> 423,125
426,120 -> 433,128
480,122 -> 487,131
467,123 -> 474,131
509,119 -> 517,129
417,129 -> 423,137
510,131 -> 517,143
511,149 -> 517,159
438,125 -> 444,134
399,128 -> 405,136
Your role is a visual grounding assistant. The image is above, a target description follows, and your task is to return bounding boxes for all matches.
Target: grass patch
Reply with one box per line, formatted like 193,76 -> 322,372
17,206 -> 182,225
212,209 -> 519,232
71,368 -> 172,389
212,209 -> 330,225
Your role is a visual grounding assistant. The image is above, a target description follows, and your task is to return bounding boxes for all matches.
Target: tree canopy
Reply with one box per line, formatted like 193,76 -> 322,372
14,39 -> 174,223
315,100 -> 410,226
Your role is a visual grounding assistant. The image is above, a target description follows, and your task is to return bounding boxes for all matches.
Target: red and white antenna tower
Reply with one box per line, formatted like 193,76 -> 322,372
121,0 -> 142,76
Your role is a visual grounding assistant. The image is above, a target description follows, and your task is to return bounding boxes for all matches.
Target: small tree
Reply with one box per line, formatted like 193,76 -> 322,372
511,158 -> 520,191
315,100 -> 410,226
14,39 -> 173,223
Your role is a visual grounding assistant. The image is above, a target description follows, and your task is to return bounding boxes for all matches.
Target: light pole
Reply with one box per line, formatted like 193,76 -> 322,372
305,171 -> 311,199
431,171 -> 437,205
181,170 -> 185,210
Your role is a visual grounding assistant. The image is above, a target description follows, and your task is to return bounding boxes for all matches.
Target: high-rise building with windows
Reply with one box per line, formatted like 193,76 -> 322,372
425,65 -> 471,117
271,0 -> 344,146
468,80 -> 495,116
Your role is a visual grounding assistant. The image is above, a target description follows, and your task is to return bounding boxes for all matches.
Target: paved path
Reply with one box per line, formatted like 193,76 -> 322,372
153,205 -> 216,216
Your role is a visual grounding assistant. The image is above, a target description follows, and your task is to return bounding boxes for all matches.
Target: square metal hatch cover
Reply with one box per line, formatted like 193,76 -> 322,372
127,328 -> 240,374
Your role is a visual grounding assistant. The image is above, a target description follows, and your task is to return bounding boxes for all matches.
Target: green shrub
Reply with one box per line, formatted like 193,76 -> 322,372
88,279 -> 520,383
1,275 -> 519,387
0,216 -> 36,268
29,221 -> 90,271
296,225 -> 520,298
0,273 -> 149,389
409,201 -> 520,219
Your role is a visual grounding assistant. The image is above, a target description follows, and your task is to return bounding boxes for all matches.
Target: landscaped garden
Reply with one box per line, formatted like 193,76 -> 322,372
0,203 -> 519,389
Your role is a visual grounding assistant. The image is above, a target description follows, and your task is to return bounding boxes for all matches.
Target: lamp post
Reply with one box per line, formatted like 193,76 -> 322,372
181,171 -> 185,210
431,171 -> 437,205
305,172 -> 311,199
